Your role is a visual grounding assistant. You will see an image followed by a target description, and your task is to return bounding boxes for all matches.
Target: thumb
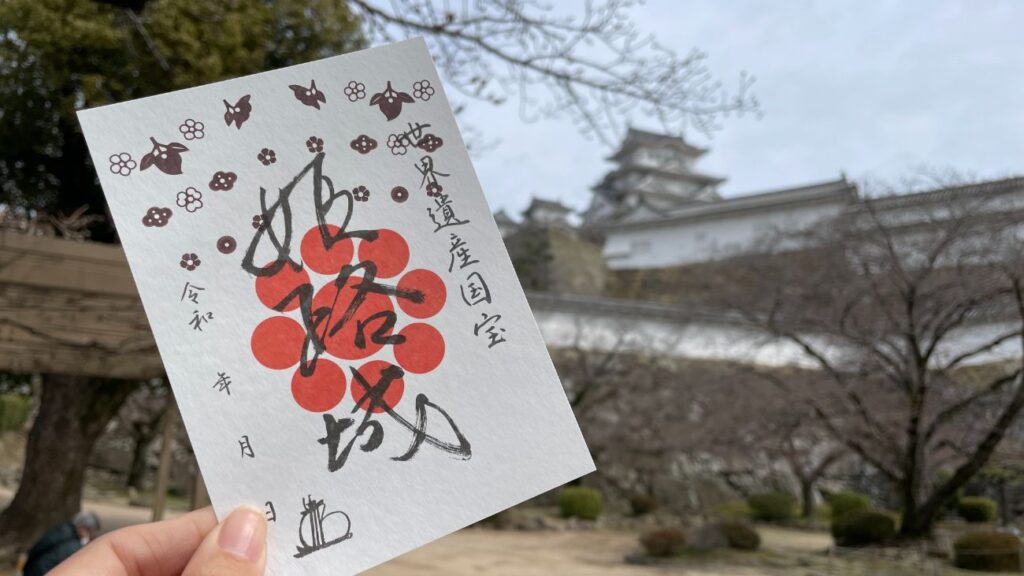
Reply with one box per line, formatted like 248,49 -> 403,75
182,506 -> 267,576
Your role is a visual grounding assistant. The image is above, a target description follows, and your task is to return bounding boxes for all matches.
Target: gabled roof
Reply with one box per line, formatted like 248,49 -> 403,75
608,127 -> 708,163
858,176 -> 1024,213
523,197 -> 573,218
591,177 -> 858,230
492,209 -> 516,224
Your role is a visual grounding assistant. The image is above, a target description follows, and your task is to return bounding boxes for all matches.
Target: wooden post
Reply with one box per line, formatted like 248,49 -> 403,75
191,457 -> 211,510
151,401 -> 179,522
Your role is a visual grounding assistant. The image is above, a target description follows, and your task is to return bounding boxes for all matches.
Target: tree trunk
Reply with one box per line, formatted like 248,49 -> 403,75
0,374 -> 138,552
800,477 -> 815,519
125,431 -> 155,491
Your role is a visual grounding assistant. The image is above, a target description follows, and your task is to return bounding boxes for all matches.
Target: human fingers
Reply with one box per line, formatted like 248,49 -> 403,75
52,507 -> 217,576
182,505 -> 267,576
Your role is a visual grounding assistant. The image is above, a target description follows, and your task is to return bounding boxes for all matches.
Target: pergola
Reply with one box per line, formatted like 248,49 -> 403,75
0,229 -> 203,518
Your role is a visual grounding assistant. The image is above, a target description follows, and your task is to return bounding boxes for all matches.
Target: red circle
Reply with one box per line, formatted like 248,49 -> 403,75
397,269 -> 446,319
254,261 -> 310,312
251,316 -> 306,370
313,277 -> 395,360
357,229 -> 409,278
351,360 -> 404,413
301,225 -> 354,275
394,323 -> 445,374
291,358 -> 346,412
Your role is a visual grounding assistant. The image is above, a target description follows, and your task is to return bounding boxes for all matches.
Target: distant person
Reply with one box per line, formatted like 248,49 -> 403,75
22,512 -> 100,576
49,506 -> 266,576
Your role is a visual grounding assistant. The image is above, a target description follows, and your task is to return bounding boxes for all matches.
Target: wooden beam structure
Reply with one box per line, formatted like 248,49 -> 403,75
0,230 -> 161,379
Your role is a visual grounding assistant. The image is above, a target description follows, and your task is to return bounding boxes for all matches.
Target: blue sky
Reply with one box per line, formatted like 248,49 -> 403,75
456,0 -> 1024,218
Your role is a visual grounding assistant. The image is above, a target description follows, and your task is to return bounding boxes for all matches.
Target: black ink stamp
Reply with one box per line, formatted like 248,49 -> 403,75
294,496 -> 352,558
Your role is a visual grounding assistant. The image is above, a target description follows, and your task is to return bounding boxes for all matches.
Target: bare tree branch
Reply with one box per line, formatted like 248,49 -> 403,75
349,0 -> 759,143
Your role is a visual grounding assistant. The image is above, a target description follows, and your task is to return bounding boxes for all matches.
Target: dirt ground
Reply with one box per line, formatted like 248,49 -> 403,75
1,486 -> 833,575
367,528 -> 777,576
4,489 -> 985,576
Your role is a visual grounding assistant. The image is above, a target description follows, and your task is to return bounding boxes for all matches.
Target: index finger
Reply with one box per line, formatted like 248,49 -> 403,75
51,507 -> 218,576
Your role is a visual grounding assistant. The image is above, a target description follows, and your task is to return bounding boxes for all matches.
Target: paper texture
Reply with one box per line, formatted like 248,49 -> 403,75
78,38 -> 593,575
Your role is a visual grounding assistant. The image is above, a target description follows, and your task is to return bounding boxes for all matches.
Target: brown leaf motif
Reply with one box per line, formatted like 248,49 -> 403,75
140,137 -> 188,175
224,95 -> 252,129
290,80 -> 327,109
369,81 -> 414,121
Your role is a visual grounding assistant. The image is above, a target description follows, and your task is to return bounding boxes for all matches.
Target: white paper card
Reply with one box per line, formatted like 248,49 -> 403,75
77,38 -> 593,575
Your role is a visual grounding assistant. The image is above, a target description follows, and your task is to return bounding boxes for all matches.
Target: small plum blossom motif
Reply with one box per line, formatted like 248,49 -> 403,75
140,137 -> 188,175
179,119 -> 205,140
289,79 -> 326,109
217,236 -> 237,254
386,133 -> 408,156
176,187 -> 204,213
109,153 -> 137,176
305,136 -> 324,153
209,171 -> 237,191
350,135 -> 377,155
223,95 -> 252,129
416,134 -> 443,153
352,186 -> 370,202
369,81 -> 414,121
412,80 -> 435,101
343,81 -> 366,102
391,186 -> 409,203
257,148 -> 277,166
142,207 -> 172,227
251,214 -> 264,230
180,253 -> 201,271
425,181 -> 443,198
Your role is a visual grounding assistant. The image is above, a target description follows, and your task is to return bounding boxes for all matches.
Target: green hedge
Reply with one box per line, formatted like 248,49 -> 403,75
558,486 -> 603,520
826,491 -> 872,521
0,394 -> 30,432
831,510 -> 897,547
711,499 -> 752,520
958,496 -> 999,523
954,531 -> 1022,572
640,527 -> 687,557
747,492 -> 797,522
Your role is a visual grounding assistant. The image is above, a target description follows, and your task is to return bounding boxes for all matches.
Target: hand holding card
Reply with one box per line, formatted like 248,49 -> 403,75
78,38 -> 593,575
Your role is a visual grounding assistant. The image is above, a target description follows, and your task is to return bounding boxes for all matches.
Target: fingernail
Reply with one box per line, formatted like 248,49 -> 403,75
218,506 -> 266,562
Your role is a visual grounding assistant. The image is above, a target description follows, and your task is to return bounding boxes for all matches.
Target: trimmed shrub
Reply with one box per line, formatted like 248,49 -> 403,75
954,531 -> 1022,572
629,494 -> 657,516
747,492 -> 797,522
640,527 -> 687,558
0,394 -> 30,432
711,499 -> 752,520
831,510 -> 897,547
826,491 -> 873,520
958,496 -> 999,524
717,522 -> 761,551
558,486 -> 602,520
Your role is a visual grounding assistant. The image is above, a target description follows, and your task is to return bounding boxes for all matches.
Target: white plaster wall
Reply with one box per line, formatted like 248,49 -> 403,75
603,200 -> 844,269
532,305 -> 1020,370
